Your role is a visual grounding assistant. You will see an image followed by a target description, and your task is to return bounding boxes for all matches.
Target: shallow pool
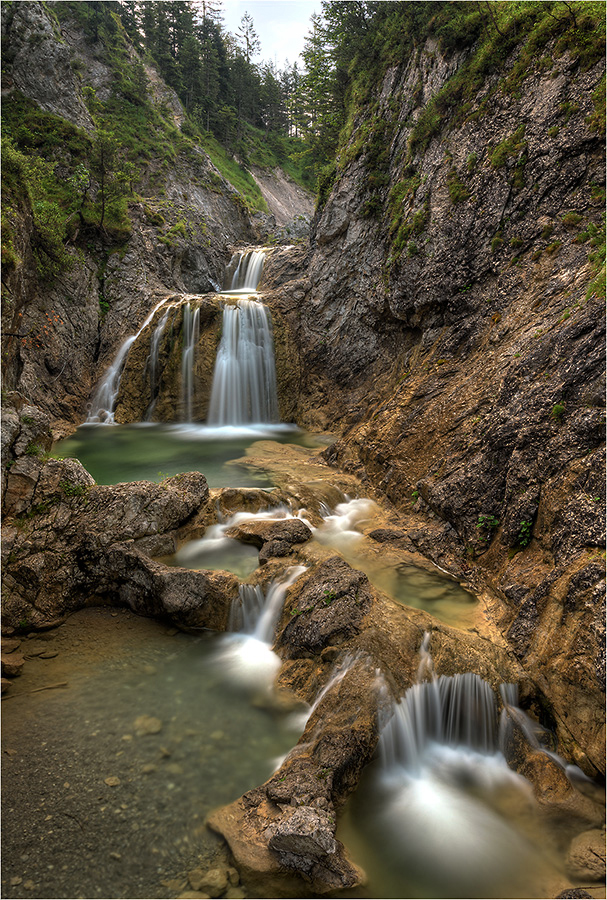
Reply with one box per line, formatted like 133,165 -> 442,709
54,423 -> 327,488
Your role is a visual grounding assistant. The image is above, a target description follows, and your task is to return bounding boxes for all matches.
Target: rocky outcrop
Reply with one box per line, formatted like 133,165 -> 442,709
1,400 -> 239,630
209,555 -> 603,895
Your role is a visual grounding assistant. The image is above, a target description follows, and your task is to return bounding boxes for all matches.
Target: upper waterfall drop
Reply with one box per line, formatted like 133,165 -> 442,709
223,248 -> 268,293
208,247 -> 280,426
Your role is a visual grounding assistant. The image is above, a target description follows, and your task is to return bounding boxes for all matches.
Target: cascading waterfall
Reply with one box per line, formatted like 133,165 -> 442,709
215,565 -> 307,693
87,336 -> 136,425
86,296 -> 172,424
144,309 -> 170,421
207,299 -> 279,425
353,634 -> 545,898
181,303 -> 200,422
224,248 -> 267,292
86,246 -> 280,428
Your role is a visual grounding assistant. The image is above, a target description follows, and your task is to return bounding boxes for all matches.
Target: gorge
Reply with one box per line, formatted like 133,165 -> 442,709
1,2 -> 605,899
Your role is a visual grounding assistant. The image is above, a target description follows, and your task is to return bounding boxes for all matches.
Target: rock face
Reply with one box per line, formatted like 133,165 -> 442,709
1,1 -> 255,435
259,36 -> 606,775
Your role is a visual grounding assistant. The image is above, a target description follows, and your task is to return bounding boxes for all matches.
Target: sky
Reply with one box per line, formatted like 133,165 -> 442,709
220,0 -> 319,68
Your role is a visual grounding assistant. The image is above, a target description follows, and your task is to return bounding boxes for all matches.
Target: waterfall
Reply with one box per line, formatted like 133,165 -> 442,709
181,303 -> 200,422
144,309 -> 170,421
215,566 -> 306,693
87,336 -> 136,425
378,671 -> 498,776
499,683 -> 600,797
361,639 -> 538,897
86,296 -> 172,424
207,299 -> 279,425
224,248 -> 267,292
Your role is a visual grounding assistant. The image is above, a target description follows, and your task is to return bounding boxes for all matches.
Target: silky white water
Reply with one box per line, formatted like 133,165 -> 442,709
144,308 -> 171,421
87,296 -> 173,424
207,299 -> 279,426
342,639 -> 566,898
214,566 -> 307,695
181,303 -> 200,423
223,248 -> 267,292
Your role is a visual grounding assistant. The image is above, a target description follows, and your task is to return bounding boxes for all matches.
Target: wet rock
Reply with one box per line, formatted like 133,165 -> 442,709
224,889 -> 245,900
187,866 -> 228,895
134,716 -> 162,736
268,805 -> 337,859
555,891 -> 594,899
1,638 -> 21,654
1,452 -> 240,631
566,828 -> 606,881
258,539 -> 292,563
225,518 -> 312,549
1,652 -> 25,678
276,558 -> 374,657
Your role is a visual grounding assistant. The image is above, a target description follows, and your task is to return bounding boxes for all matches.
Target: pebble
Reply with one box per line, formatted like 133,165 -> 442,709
134,715 -> 163,736
39,650 -> 59,659
141,763 -> 157,774
24,880 -> 36,891
10,876 -> 22,886
188,866 -> 228,895
166,627 -> 179,636
225,889 -> 245,900
104,776 -> 121,786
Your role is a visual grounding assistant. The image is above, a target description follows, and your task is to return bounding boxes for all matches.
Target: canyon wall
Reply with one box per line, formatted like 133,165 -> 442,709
262,33 -> 605,771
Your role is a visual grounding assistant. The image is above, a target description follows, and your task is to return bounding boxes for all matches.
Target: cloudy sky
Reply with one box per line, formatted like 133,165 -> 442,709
221,0 -> 319,68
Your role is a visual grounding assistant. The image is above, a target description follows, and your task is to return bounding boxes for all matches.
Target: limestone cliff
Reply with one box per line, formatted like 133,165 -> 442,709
261,32 -> 605,771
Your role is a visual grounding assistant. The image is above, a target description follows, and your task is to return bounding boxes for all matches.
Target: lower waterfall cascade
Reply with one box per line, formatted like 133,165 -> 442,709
207,298 -> 279,426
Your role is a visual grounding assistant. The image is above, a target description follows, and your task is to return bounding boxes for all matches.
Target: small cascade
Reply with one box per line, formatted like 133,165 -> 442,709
87,336 -> 136,425
352,635 -> 544,898
86,296 -> 172,424
313,498 -> 377,551
499,683 -> 600,797
144,309 -> 170,421
207,299 -> 279,426
175,505 -> 304,578
223,248 -> 267,292
215,566 -> 307,694
181,303 -> 200,422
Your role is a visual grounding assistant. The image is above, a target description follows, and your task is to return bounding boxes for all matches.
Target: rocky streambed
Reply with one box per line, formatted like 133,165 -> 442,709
2,401 -> 605,900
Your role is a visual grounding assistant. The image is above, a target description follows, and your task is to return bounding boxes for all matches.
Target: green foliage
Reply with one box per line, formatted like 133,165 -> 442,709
561,211 -> 582,228
323,589 -> 337,606
515,520 -> 533,549
489,125 -> 527,169
25,441 -> 43,457
446,168 -> 471,204
550,402 -> 566,421
476,514 -> 500,545
584,213 -> 606,300
59,481 -> 89,498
